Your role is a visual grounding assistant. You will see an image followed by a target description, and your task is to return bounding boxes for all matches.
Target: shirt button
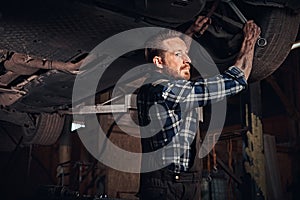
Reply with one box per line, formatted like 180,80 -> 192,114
175,175 -> 179,180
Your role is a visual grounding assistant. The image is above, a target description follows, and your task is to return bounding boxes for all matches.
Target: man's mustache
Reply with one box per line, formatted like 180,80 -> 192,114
180,64 -> 190,71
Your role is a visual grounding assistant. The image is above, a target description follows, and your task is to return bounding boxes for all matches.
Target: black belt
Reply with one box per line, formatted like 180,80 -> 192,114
143,167 -> 202,183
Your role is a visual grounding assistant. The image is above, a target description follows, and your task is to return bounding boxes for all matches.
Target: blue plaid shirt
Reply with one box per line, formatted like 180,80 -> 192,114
137,66 -> 247,173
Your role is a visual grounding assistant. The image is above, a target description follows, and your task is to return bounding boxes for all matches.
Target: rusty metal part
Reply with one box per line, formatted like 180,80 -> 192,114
3,56 -> 39,75
0,75 -> 40,105
62,94 -> 137,115
0,108 -> 35,129
3,51 -> 83,72
0,92 -> 23,106
0,71 -> 20,86
0,88 -> 26,94
12,75 -> 39,90
0,49 -> 11,62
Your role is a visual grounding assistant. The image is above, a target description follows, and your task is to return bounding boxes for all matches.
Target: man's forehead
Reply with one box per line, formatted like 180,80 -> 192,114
161,37 -> 187,51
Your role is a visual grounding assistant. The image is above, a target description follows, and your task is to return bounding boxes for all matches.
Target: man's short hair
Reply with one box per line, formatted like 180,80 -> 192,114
144,29 -> 184,63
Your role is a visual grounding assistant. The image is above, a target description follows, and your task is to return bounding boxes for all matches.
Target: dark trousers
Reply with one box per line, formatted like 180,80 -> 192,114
139,167 -> 202,200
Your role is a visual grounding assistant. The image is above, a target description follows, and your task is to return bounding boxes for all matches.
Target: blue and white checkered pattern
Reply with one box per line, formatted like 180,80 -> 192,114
137,66 -> 247,173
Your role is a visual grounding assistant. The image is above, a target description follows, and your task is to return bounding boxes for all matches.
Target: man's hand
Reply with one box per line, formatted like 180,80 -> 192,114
234,20 -> 261,80
243,20 -> 261,42
185,16 -> 211,37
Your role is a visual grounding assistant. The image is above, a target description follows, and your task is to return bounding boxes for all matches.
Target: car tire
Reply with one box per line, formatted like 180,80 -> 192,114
23,113 -> 65,145
188,4 -> 299,82
249,6 -> 300,82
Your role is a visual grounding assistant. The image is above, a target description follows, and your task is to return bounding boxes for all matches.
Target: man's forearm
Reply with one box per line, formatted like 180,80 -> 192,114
234,39 -> 256,79
233,20 -> 261,80
183,16 -> 210,51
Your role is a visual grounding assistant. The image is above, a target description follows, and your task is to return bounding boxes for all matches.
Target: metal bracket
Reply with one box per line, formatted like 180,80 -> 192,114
62,94 -> 137,115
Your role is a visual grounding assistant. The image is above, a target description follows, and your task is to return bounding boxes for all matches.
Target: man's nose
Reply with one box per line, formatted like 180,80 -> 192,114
183,53 -> 191,63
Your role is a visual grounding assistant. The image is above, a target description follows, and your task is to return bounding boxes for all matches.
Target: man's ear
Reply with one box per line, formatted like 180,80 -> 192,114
153,56 -> 163,69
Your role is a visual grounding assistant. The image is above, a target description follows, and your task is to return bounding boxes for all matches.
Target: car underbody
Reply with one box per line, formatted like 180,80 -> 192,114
0,0 -> 299,146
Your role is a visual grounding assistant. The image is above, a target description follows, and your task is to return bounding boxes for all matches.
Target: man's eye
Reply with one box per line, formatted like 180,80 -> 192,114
175,52 -> 182,57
